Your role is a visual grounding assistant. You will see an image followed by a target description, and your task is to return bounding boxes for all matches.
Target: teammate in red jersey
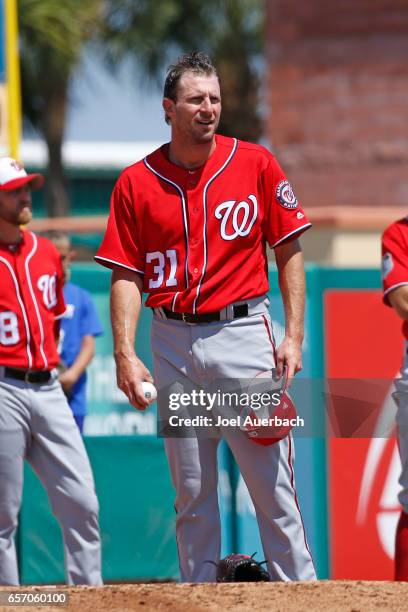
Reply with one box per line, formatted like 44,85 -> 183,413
382,217 -> 408,581
96,52 -> 316,582
0,157 -> 102,585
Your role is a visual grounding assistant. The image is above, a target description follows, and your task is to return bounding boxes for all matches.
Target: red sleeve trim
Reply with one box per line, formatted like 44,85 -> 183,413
94,255 -> 144,275
383,282 -> 408,306
271,223 -> 312,248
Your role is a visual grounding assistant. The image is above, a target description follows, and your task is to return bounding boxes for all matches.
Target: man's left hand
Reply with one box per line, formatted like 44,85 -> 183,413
59,368 -> 78,393
275,336 -> 302,382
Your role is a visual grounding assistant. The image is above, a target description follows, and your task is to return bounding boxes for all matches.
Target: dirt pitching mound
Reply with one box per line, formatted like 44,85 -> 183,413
1,581 -> 408,612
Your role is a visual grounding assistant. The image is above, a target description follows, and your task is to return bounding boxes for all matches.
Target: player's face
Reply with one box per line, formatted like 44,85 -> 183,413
164,72 -> 221,144
0,185 -> 32,226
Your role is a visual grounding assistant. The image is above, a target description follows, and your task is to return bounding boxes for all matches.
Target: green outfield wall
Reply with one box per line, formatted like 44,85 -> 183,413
17,264 -> 382,584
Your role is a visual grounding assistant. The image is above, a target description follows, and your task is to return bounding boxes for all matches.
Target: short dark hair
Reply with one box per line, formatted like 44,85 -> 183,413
163,51 -> 218,124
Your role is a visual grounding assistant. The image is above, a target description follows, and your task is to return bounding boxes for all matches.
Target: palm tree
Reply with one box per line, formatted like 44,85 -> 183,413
100,0 -> 264,142
18,0 -> 263,216
209,0 -> 264,141
19,0 -> 101,216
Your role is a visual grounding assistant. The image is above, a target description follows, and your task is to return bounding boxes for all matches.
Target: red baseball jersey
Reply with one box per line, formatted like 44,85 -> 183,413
0,231 -> 66,369
96,135 -> 311,313
382,217 -> 408,338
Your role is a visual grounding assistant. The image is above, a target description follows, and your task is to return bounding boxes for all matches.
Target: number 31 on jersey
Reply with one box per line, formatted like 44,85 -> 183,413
146,249 -> 178,289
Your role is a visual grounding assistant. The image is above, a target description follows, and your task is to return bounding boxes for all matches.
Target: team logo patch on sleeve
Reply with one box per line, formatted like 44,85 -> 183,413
382,252 -> 394,279
276,180 -> 298,209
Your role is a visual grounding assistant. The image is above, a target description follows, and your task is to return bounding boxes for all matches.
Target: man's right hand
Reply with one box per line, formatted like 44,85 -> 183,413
114,352 -> 154,410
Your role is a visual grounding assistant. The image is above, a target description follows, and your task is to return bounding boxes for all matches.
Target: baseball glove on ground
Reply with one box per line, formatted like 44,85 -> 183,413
216,553 -> 270,582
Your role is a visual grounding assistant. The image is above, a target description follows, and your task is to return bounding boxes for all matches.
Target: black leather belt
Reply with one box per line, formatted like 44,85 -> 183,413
3,367 -> 52,383
161,304 -> 249,324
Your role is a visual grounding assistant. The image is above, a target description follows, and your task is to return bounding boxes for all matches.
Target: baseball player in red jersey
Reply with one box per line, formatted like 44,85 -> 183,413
96,52 -> 316,582
382,217 -> 408,581
0,158 -> 102,585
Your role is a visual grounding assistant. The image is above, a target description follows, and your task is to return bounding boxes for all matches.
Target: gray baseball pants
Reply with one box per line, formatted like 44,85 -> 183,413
393,343 -> 408,514
151,297 -> 316,582
0,370 -> 102,585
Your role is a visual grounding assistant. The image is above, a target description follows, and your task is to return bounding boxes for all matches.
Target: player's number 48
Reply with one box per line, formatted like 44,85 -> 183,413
0,311 -> 19,345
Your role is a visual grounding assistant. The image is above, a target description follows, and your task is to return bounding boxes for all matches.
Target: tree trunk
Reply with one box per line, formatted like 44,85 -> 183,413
41,84 -> 70,217
217,59 -> 262,143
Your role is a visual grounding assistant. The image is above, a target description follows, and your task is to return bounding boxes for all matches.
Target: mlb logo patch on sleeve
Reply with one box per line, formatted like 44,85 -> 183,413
276,180 -> 298,209
382,252 -> 394,279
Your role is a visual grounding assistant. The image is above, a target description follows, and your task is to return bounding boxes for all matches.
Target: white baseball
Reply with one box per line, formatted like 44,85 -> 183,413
141,381 -> 157,404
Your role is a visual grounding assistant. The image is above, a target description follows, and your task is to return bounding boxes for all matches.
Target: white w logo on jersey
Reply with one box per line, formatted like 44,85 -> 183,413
37,274 -> 57,309
215,195 -> 258,241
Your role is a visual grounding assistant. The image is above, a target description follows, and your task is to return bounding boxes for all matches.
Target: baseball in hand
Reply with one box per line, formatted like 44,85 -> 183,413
141,381 -> 157,404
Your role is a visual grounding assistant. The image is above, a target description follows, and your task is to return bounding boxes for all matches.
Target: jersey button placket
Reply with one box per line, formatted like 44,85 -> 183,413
187,170 -> 198,191
15,250 -> 38,369
186,186 -> 204,302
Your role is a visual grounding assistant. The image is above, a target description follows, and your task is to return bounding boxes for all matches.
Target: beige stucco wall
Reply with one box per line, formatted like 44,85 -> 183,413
300,228 -> 382,267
